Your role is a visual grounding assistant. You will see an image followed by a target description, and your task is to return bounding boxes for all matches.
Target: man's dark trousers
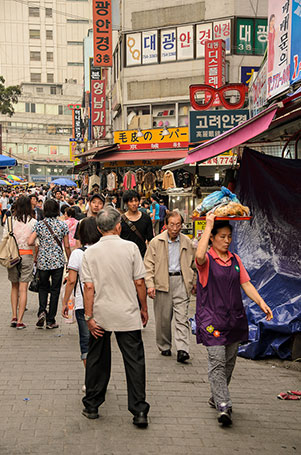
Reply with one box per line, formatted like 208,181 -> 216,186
83,330 -> 150,416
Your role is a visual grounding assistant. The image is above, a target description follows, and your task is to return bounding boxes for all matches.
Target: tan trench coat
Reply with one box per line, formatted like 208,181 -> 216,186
144,230 -> 196,296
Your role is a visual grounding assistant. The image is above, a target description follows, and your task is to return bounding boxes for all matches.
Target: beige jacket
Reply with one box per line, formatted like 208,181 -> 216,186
144,230 -> 196,296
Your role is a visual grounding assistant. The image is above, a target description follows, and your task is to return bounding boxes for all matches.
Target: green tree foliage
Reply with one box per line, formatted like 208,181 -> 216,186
0,76 -> 21,117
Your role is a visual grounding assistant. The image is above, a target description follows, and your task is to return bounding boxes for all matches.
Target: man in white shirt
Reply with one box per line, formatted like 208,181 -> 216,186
81,206 -> 150,427
0,192 -> 8,226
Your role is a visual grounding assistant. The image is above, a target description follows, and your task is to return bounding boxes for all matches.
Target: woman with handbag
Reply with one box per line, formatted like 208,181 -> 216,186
28,199 -> 71,329
2,196 -> 37,329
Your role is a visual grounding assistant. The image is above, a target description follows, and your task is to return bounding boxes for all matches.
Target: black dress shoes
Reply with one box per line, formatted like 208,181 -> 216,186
133,411 -> 148,428
161,349 -> 172,356
177,350 -> 190,363
82,408 -> 99,419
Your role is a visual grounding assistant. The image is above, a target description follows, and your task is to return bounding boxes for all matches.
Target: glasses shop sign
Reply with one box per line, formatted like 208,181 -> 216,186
189,109 -> 249,143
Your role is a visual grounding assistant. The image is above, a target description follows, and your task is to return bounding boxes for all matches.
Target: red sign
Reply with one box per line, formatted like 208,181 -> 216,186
91,79 -> 106,139
93,0 -> 112,67
118,142 -> 189,151
205,40 -> 226,106
189,84 -> 247,110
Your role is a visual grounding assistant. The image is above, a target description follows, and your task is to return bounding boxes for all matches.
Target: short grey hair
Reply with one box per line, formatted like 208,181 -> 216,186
96,206 -> 121,232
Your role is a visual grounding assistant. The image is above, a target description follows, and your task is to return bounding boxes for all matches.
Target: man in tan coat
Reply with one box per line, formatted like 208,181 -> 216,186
144,211 -> 196,363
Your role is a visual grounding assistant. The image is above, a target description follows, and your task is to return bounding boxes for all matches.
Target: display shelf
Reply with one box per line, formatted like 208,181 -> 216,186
192,216 -> 252,221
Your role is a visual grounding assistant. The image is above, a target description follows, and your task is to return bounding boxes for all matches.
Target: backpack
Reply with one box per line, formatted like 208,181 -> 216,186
0,217 -> 22,269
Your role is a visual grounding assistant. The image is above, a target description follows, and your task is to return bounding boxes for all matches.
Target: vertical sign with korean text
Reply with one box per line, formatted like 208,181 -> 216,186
236,18 -> 254,54
126,33 -> 142,66
290,0 -> 301,84
196,23 -> 212,58
205,40 -> 226,106
93,0 -> 112,67
254,19 -> 268,55
213,19 -> 231,54
161,28 -> 176,62
177,25 -> 194,60
142,30 -> 158,64
267,0 -> 291,99
73,109 -> 82,141
91,79 -> 106,139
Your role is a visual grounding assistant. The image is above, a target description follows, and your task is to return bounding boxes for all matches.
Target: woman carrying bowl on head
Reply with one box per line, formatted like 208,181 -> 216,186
195,212 -> 273,426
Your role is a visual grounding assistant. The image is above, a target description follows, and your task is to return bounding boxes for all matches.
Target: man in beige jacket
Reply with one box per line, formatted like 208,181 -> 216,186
144,211 -> 196,363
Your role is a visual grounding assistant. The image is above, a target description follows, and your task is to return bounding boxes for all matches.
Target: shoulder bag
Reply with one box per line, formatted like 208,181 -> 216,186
43,219 -> 63,250
121,214 -> 145,243
0,216 -> 22,269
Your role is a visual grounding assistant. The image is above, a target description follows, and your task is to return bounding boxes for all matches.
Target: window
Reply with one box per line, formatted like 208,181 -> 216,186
67,41 -> 83,45
29,29 -> 40,39
30,73 -> 41,83
29,7 -> 39,17
30,51 -> 41,61
47,73 -> 54,83
25,103 -> 36,113
46,30 -> 53,40
66,19 -> 89,23
50,86 -> 56,95
58,105 -> 63,115
36,87 -> 43,93
45,8 -> 52,18
67,62 -> 84,66
47,52 -> 53,61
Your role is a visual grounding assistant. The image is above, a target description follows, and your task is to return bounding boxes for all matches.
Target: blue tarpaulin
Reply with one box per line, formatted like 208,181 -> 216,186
233,148 -> 301,359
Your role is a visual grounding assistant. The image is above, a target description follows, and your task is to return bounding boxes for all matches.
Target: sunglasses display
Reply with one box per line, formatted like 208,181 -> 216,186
190,84 -> 247,110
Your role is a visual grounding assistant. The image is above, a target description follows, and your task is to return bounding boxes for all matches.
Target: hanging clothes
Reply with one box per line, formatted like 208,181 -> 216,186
143,171 -> 156,191
162,170 -> 176,189
123,171 -> 136,190
107,171 -> 118,191
88,174 -> 100,193
136,169 -> 145,193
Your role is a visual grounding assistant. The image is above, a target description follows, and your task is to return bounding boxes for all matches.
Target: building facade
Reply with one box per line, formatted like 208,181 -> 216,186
0,0 -> 93,181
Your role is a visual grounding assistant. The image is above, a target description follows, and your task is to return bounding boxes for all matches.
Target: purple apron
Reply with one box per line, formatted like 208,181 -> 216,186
196,253 -> 249,346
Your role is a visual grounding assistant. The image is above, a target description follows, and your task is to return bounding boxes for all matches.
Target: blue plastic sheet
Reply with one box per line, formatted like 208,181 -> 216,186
232,148 -> 301,359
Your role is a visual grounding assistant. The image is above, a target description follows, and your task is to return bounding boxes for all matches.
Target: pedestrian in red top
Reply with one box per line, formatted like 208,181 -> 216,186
195,213 -> 273,426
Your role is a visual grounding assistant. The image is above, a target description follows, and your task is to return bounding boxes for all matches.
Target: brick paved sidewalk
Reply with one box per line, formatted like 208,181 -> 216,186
0,264 -> 300,455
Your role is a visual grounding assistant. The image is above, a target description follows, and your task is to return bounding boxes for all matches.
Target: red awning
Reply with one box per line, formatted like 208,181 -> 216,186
185,104 -> 278,164
89,149 -> 188,162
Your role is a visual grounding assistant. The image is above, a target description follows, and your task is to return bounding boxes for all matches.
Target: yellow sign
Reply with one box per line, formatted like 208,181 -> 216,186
114,127 -> 188,145
194,220 -> 207,239
69,141 -> 80,164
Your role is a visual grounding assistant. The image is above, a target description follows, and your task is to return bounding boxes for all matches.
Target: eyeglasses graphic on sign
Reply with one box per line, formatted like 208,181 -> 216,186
189,84 -> 247,110
127,37 -> 141,60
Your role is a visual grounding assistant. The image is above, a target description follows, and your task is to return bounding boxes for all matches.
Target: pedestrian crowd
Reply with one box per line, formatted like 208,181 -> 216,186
0,183 -> 273,428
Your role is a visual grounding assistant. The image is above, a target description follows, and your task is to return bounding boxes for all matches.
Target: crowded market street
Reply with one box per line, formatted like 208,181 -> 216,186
0,237 -> 299,455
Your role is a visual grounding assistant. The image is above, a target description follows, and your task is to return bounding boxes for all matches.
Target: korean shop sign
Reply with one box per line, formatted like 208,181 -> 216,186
236,18 -> 268,55
114,127 -> 189,150
213,19 -> 231,54
205,40 -> 226,106
241,66 -> 260,86
142,30 -> 158,64
93,0 -> 112,67
267,0 -> 291,99
161,29 -> 176,62
73,109 -> 82,141
91,79 -> 106,139
189,110 -> 249,142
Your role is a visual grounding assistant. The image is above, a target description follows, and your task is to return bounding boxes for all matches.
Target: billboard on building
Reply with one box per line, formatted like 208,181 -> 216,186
73,109 -> 82,141
249,60 -> 268,116
290,0 -> 301,84
267,0 -> 291,99
142,30 -> 158,64
93,0 -> 112,67
177,25 -> 194,60
126,33 -> 142,66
